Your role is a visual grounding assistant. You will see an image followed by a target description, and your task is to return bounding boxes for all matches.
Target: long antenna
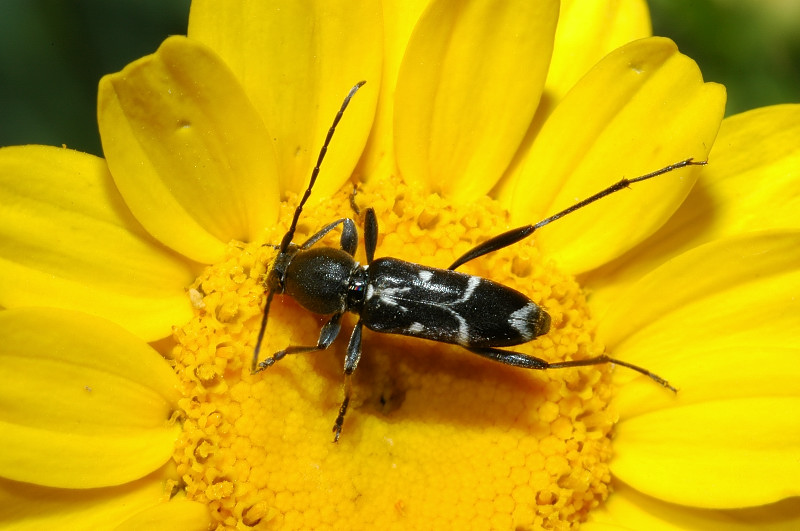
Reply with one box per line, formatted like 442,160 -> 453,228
252,290 -> 275,373
448,158 -> 705,270
279,80 -> 367,252
252,81 -> 367,373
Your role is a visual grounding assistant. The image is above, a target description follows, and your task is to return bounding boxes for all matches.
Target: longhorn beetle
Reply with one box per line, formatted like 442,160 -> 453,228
252,80 -> 702,442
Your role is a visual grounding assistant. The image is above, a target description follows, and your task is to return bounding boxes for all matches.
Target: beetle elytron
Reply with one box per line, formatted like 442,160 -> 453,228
252,81 -> 699,441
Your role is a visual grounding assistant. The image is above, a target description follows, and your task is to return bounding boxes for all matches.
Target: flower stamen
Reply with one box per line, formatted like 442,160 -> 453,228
172,175 -> 617,528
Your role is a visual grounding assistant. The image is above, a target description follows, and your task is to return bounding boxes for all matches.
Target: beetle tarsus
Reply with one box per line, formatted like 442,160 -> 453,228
333,387 -> 351,443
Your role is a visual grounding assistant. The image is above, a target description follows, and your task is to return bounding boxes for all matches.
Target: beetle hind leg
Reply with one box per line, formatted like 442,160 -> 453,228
466,346 -> 549,370
466,347 -> 676,392
548,354 -> 676,392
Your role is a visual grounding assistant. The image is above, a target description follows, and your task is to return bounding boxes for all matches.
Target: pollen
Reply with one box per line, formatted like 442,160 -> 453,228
171,175 -> 617,530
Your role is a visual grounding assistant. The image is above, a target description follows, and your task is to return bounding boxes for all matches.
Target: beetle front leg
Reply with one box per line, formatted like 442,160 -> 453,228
363,208 -> 378,264
333,320 -> 363,442
299,217 -> 358,256
252,313 -> 343,373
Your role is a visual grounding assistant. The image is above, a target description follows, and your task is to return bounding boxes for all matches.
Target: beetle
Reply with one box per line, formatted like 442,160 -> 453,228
252,81 -> 702,441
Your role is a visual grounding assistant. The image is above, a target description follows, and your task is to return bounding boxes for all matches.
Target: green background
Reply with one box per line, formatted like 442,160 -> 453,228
1,0 -> 798,156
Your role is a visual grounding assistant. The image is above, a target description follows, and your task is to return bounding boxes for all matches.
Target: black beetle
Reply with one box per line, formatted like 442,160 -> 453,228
252,81 -> 697,441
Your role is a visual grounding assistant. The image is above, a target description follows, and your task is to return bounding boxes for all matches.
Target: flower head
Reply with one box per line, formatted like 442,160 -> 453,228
1,1 -> 799,529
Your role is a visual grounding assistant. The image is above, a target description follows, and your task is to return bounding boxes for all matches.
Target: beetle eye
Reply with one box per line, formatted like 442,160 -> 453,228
266,268 -> 284,292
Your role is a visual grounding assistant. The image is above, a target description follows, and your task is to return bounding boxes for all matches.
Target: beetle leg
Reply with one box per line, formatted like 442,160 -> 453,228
339,218 -> 358,256
548,354 -> 676,391
466,347 -> 676,392
333,375 -> 351,443
333,320 -> 363,442
299,217 -> 358,256
253,313 -> 343,373
465,346 -> 548,370
448,226 -> 533,271
363,208 -> 378,265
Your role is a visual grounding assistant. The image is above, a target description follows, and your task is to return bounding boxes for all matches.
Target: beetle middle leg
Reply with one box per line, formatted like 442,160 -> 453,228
333,320 -> 364,442
467,346 -> 676,391
253,313 -> 343,373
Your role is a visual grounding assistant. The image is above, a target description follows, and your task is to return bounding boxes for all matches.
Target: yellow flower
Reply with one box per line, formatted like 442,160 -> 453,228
1,0 -> 798,529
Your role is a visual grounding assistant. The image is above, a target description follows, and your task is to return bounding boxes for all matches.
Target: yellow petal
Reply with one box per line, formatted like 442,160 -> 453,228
0,308 -> 180,488
599,231 -> 800,386
394,0 -> 559,200
602,231 -> 800,414
597,232 -> 800,508
546,0 -> 651,103
494,0 -> 651,197
116,499 -> 210,531
98,36 -> 280,264
586,481 -> 800,530
691,105 -> 800,236
0,145 -> 195,340
584,104 -> 800,311
612,345 -> 800,421
355,0 -> 430,181
500,37 -> 725,275
0,472 -> 207,531
612,397 -> 800,508
188,0 -> 382,198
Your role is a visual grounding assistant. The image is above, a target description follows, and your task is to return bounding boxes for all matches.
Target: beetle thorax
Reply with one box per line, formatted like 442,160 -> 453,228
284,247 -> 359,315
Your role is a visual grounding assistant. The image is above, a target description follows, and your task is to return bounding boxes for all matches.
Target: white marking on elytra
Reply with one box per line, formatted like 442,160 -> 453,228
366,284 -> 375,300
509,303 -> 537,341
450,277 -> 481,345
462,276 -> 480,301
455,323 -> 470,345
375,271 -> 483,345
379,286 -> 411,310
408,322 -> 424,333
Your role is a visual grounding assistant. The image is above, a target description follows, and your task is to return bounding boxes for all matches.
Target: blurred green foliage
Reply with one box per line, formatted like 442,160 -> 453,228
0,0 -> 190,155
650,0 -> 800,117
1,0 -> 797,156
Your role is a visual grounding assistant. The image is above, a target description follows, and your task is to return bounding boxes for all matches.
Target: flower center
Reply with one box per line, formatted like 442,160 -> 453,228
172,175 -> 616,529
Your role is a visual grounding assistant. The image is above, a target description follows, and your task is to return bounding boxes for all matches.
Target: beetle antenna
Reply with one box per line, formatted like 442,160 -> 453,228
449,158 -> 706,270
253,81 -> 366,374
252,289 -> 275,373
279,80 -> 367,253
530,158 -> 706,231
